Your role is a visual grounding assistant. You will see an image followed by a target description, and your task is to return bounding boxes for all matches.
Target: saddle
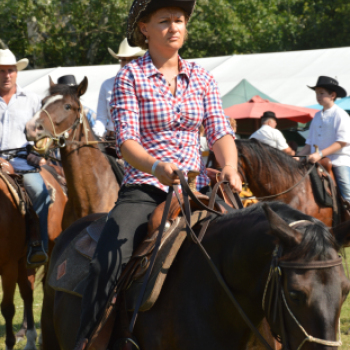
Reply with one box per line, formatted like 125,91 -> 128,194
0,158 -> 41,248
309,158 -> 340,226
49,193 -> 225,301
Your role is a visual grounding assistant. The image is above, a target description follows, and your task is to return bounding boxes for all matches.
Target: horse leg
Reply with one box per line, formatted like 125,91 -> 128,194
17,258 -> 37,350
1,264 -> 18,350
16,267 -> 36,342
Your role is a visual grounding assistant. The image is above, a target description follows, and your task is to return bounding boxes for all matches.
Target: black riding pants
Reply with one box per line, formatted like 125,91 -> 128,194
75,183 -> 230,345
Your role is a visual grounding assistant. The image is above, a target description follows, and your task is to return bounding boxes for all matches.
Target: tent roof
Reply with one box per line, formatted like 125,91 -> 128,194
221,79 -> 278,108
17,46 -> 350,113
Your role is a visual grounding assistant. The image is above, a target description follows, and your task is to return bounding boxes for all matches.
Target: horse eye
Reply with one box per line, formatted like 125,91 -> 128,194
64,104 -> 71,110
289,290 -> 306,304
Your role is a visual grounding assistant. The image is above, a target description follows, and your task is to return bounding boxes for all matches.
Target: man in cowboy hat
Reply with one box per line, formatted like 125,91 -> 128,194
299,76 -> 350,203
93,38 -> 145,138
0,49 -> 50,266
249,111 -> 295,155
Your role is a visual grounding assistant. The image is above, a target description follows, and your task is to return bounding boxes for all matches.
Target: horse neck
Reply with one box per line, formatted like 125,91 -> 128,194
60,118 -> 119,225
241,152 -> 307,200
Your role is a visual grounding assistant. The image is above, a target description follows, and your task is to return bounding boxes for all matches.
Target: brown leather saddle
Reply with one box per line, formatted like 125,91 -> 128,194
0,158 -> 42,250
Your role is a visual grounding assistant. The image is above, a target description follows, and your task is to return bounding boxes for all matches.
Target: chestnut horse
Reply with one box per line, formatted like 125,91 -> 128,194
0,159 -> 66,350
25,77 -> 120,348
232,138 -> 338,227
26,77 -> 119,229
35,201 -> 350,350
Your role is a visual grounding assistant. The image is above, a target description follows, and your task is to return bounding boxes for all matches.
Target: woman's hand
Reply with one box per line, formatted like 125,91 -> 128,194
219,166 -> 242,193
307,152 -> 322,164
154,162 -> 180,186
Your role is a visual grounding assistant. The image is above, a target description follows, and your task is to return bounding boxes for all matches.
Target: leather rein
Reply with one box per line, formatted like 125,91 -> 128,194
262,221 -> 343,350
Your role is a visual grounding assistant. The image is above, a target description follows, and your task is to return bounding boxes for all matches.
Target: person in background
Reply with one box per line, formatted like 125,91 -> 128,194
0,48 -> 50,266
249,111 -> 295,155
93,38 -> 146,138
298,76 -> 350,203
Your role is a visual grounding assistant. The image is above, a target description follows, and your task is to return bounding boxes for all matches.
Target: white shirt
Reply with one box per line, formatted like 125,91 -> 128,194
93,77 -> 116,137
250,124 -> 289,150
0,85 -> 41,171
306,104 -> 350,167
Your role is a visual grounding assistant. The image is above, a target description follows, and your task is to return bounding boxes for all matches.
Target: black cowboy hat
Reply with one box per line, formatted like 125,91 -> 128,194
261,111 -> 277,120
127,0 -> 196,47
57,75 -> 77,86
308,76 -> 347,98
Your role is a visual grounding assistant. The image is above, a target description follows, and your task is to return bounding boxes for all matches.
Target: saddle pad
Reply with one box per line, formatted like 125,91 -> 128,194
48,211 -> 206,313
309,166 -> 333,207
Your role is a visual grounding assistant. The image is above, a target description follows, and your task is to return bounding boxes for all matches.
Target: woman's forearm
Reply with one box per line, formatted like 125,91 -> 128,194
212,135 -> 238,168
120,139 -> 157,174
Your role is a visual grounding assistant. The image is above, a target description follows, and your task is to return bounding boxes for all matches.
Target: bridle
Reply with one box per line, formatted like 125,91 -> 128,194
262,221 -> 343,350
36,101 -> 113,153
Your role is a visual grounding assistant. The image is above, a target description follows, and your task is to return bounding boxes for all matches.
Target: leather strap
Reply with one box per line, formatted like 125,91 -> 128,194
128,186 -> 174,333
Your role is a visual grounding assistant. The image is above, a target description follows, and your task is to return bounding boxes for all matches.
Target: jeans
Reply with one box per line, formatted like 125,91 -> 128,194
22,172 -> 50,250
333,166 -> 350,202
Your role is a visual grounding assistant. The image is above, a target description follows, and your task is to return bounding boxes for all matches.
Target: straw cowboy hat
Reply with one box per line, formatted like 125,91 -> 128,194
0,49 -> 28,71
308,76 -> 347,98
108,38 -> 145,59
126,0 -> 196,47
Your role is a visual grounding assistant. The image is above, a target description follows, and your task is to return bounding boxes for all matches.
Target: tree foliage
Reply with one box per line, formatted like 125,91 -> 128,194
1,0 -> 350,68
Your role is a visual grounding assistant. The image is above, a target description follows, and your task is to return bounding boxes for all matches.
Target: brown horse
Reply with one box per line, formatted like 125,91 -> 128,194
25,77 -> 120,349
26,77 -> 119,229
231,138 -> 339,227
35,200 -> 350,350
0,158 -> 66,350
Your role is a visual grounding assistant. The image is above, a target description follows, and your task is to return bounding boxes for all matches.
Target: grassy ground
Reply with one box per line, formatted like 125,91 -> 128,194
1,257 -> 350,349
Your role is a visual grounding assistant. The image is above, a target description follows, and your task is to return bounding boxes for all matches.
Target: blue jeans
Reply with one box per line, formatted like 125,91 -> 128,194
333,166 -> 350,202
23,172 -> 50,250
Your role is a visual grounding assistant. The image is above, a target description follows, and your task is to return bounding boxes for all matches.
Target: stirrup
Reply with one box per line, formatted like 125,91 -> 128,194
27,241 -> 48,268
113,337 -> 140,350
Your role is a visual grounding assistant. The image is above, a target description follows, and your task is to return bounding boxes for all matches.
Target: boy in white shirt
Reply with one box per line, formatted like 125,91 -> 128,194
298,76 -> 350,202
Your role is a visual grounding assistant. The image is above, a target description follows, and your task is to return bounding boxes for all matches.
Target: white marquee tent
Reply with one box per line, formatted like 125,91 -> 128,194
17,46 -> 350,112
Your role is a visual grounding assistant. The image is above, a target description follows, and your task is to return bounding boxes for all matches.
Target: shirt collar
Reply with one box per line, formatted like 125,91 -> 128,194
15,85 -> 27,97
141,51 -> 190,80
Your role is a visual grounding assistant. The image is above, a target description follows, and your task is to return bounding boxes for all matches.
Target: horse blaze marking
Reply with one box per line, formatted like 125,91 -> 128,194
57,260 -> 67,280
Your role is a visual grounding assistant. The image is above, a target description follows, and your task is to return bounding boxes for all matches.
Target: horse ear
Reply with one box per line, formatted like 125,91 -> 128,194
49,76 -> 55,87
262,203 -> 302,247
330,221 -> 350,248
77,77 -> 88,97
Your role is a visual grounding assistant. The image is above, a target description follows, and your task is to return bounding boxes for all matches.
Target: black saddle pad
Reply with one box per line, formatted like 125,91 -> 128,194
309,166 -> 333,208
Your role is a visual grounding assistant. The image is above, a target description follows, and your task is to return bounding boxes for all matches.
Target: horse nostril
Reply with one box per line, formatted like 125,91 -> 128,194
36,124 -> 44,131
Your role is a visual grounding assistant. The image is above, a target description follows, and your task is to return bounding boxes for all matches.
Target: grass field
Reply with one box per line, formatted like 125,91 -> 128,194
1,257 -> 350,349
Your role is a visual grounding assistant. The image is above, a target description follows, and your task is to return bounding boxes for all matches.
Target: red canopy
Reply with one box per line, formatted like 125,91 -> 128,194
224,95 -> 318,124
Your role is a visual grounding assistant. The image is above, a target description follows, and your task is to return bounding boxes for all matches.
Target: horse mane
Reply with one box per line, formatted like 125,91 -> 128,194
216,202 -> 337,262
235,138 -> 306,182
281,220 -> 338,262
49,84 -> 80,103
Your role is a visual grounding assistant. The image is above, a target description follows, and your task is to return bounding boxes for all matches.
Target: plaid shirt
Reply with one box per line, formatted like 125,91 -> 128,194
110,51 -> 234,192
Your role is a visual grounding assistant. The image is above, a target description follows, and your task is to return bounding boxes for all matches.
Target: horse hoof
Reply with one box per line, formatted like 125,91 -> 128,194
24,328 -> 38,350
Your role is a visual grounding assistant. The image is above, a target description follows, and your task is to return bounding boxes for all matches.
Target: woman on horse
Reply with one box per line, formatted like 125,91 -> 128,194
74,0 -> 242,348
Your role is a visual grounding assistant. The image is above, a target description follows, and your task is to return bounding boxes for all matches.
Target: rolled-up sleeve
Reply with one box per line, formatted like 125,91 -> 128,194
334,111 -> 350,145
202,76 -> 235,149
110,69 -> 141,158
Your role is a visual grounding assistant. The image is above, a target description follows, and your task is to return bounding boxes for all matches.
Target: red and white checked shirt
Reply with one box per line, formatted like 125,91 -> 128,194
110,51 -> 235,192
